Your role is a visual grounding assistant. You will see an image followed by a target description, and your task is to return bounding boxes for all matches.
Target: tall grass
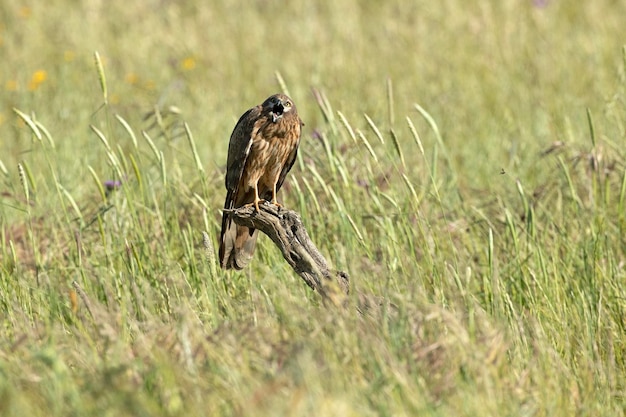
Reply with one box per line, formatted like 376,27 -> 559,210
1,0 -> 626,415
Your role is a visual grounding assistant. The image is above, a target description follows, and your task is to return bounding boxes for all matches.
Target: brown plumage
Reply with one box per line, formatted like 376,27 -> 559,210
219,93 -> 303,270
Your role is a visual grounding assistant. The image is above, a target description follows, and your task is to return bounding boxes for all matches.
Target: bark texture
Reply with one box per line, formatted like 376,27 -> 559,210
223,204 -> 349,301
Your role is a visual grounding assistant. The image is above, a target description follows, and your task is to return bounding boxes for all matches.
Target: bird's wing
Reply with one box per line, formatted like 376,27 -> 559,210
224,105 -> 261,208
219,105 -> 263,270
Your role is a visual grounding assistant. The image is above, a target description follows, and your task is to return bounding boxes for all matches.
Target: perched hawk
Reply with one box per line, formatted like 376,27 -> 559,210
219,93 -> 303,270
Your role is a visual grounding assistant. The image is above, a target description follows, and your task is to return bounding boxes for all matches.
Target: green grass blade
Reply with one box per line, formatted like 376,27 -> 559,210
13,108 -> 42,141
184,122 -> 204,173
364,113 -> 385,144
115,114 -> 138,149
93,51 -> 108,105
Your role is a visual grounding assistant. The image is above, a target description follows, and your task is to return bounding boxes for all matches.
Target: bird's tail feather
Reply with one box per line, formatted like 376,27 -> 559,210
219,214 -> 258,270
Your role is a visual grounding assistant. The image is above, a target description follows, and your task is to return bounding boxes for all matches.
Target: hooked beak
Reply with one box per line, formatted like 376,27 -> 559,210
271,100 -> 285,123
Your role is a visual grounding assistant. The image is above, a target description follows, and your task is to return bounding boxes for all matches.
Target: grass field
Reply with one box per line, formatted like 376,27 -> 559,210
1,0 -> 626,415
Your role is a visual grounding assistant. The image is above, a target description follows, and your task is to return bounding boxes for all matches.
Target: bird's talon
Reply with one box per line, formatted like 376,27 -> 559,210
242,200 -> 264,212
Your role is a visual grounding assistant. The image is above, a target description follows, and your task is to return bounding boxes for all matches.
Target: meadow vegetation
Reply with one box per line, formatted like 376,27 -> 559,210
1,0 -> 626,415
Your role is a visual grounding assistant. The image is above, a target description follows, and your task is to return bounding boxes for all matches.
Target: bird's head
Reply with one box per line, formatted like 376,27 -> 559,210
264,94 -> 295,123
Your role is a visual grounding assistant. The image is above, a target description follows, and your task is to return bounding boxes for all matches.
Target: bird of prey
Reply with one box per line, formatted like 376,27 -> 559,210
219,93 -> 303,270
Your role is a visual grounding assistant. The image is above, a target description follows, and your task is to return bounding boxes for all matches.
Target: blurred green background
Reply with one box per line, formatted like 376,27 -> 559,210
1,1 -> 626,416
2,0 -> 623,184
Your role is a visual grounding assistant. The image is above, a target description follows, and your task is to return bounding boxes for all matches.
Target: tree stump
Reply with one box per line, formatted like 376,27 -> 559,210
223,203 -> 349,302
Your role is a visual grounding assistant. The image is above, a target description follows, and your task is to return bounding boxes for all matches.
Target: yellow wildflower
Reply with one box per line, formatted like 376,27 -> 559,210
28,70 -> 47,91
181,57 -> 196,71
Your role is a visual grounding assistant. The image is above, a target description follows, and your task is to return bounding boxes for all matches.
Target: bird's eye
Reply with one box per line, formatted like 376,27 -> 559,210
284,101 -> 292,108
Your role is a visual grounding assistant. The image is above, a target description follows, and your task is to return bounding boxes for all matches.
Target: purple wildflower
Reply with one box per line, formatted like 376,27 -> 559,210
104,180 -> 122,192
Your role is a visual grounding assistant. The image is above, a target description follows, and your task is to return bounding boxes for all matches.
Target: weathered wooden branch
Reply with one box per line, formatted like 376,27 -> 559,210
224,204 -> 349,301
